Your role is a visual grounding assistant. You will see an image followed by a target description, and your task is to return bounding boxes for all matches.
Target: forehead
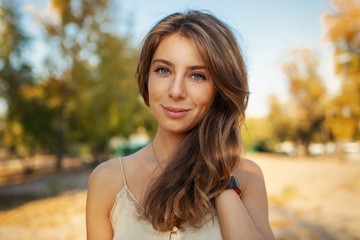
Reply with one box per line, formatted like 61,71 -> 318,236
152,33 -> 206,64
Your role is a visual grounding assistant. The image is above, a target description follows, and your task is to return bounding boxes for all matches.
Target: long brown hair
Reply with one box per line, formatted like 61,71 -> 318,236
136,10 -> 249,231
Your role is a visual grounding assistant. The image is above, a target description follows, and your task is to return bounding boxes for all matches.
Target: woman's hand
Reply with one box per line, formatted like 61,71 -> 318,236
215,189 -> 261,240
215,159 -> 275,240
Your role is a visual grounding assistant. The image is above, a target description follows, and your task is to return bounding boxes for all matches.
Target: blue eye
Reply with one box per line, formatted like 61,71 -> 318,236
191,73 -> 206,81
155,67 -> 170,75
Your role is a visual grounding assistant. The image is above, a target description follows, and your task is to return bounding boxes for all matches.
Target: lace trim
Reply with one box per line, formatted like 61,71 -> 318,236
109,185 -> 218,234
110,186 -> 143,223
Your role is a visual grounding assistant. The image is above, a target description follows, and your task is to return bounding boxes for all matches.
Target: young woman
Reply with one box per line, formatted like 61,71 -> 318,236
86,10 -> 274,240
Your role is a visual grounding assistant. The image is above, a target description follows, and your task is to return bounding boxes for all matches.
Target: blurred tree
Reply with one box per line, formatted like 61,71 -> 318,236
267,95 -> 295,144
36,0 -> 115,169
69,32 -> 144,164
0,0 -> 34,160
38,0 -> 112,169
39,0 -> 153,166
280,48 -> 328,155
323,0 -> 360,140
19,78 -> 67,154
243,117 -> 273,152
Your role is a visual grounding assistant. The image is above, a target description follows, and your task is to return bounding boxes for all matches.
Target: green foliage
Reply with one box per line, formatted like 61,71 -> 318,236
266,49 -> 328,154
0,0 -> 155,168
0,0 -> 36,157
37,0 -> 154,165
267,96 -> 295,143
243,117 -> 273,152
38,0 -> 112,168
68,32 -> 143,162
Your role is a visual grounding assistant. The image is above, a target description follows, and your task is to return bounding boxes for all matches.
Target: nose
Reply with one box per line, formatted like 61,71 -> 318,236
168,75 -> 186,99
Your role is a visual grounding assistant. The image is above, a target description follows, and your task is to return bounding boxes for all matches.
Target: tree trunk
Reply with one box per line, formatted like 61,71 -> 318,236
56,102 -> 65,171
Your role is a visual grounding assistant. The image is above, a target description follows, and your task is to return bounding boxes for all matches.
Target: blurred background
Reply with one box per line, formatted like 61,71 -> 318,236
0,0 -> 359,239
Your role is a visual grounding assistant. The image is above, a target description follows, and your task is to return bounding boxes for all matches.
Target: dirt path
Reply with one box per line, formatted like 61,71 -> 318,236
250,153 -> 360,239
0,154 -> 359,240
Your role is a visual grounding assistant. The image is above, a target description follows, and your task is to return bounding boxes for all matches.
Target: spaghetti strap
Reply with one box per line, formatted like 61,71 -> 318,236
118,157 -> 128,187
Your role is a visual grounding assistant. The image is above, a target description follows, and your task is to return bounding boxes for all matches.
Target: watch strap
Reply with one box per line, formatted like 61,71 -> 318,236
226,176 -> 241,195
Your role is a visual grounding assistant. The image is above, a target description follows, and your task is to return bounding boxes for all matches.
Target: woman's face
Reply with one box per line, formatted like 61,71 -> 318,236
148,33 -> 216,134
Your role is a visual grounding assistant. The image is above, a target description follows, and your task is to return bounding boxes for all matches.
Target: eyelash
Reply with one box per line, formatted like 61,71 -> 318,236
154,67 -> 170,75
191,72 -> 206,81
153,66 -> 207,81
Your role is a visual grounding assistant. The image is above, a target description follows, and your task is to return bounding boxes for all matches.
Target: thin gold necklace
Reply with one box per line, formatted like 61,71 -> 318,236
151,141 -> 179,238
151,141 -> 163,169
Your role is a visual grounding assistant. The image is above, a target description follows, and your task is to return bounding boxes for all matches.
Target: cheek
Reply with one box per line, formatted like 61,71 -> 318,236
148,78 -> 167,110
198,86 -> 216,107
148,77 -> 159,101
195,89 -> 216,116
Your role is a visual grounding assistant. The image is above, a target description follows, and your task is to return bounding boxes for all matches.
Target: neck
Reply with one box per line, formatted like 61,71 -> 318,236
151,129 -> 185,165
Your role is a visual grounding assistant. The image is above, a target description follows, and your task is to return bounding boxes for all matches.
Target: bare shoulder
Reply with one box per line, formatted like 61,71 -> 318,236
86,158 -> 124,238
87,158 -> 123,211
233,158 -> 265,195
88,148 -> 150,194
234,158 -> 264,178
88,158 -> 122,188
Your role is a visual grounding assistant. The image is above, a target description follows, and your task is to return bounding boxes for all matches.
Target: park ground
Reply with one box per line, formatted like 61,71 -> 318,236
0,153 -> 359,240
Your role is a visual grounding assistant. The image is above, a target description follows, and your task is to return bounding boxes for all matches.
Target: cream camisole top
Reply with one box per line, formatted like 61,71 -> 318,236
110,157 -> 223,240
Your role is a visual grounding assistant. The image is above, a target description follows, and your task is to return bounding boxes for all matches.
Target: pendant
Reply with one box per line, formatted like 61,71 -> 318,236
169,226 -> 179,240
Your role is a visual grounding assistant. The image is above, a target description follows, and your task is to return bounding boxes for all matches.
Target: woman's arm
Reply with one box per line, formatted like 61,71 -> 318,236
215,159 -> 274,240
86,160 -> 120,240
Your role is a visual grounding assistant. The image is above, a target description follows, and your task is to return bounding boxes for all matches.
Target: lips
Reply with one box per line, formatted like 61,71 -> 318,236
161,105 -> 191,118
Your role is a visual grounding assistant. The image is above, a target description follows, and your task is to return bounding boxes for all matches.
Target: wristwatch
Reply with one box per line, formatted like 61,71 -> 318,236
226,176 -> 241,195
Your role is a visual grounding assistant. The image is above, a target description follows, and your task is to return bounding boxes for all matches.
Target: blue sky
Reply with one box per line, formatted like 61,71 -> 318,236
19,0 -> 336,117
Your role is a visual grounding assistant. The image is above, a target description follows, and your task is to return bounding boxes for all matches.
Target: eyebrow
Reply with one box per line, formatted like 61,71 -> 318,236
152,59 -> 207,70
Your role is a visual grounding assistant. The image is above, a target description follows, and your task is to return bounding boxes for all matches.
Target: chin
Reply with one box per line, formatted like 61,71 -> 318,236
164,123 -> 200,135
